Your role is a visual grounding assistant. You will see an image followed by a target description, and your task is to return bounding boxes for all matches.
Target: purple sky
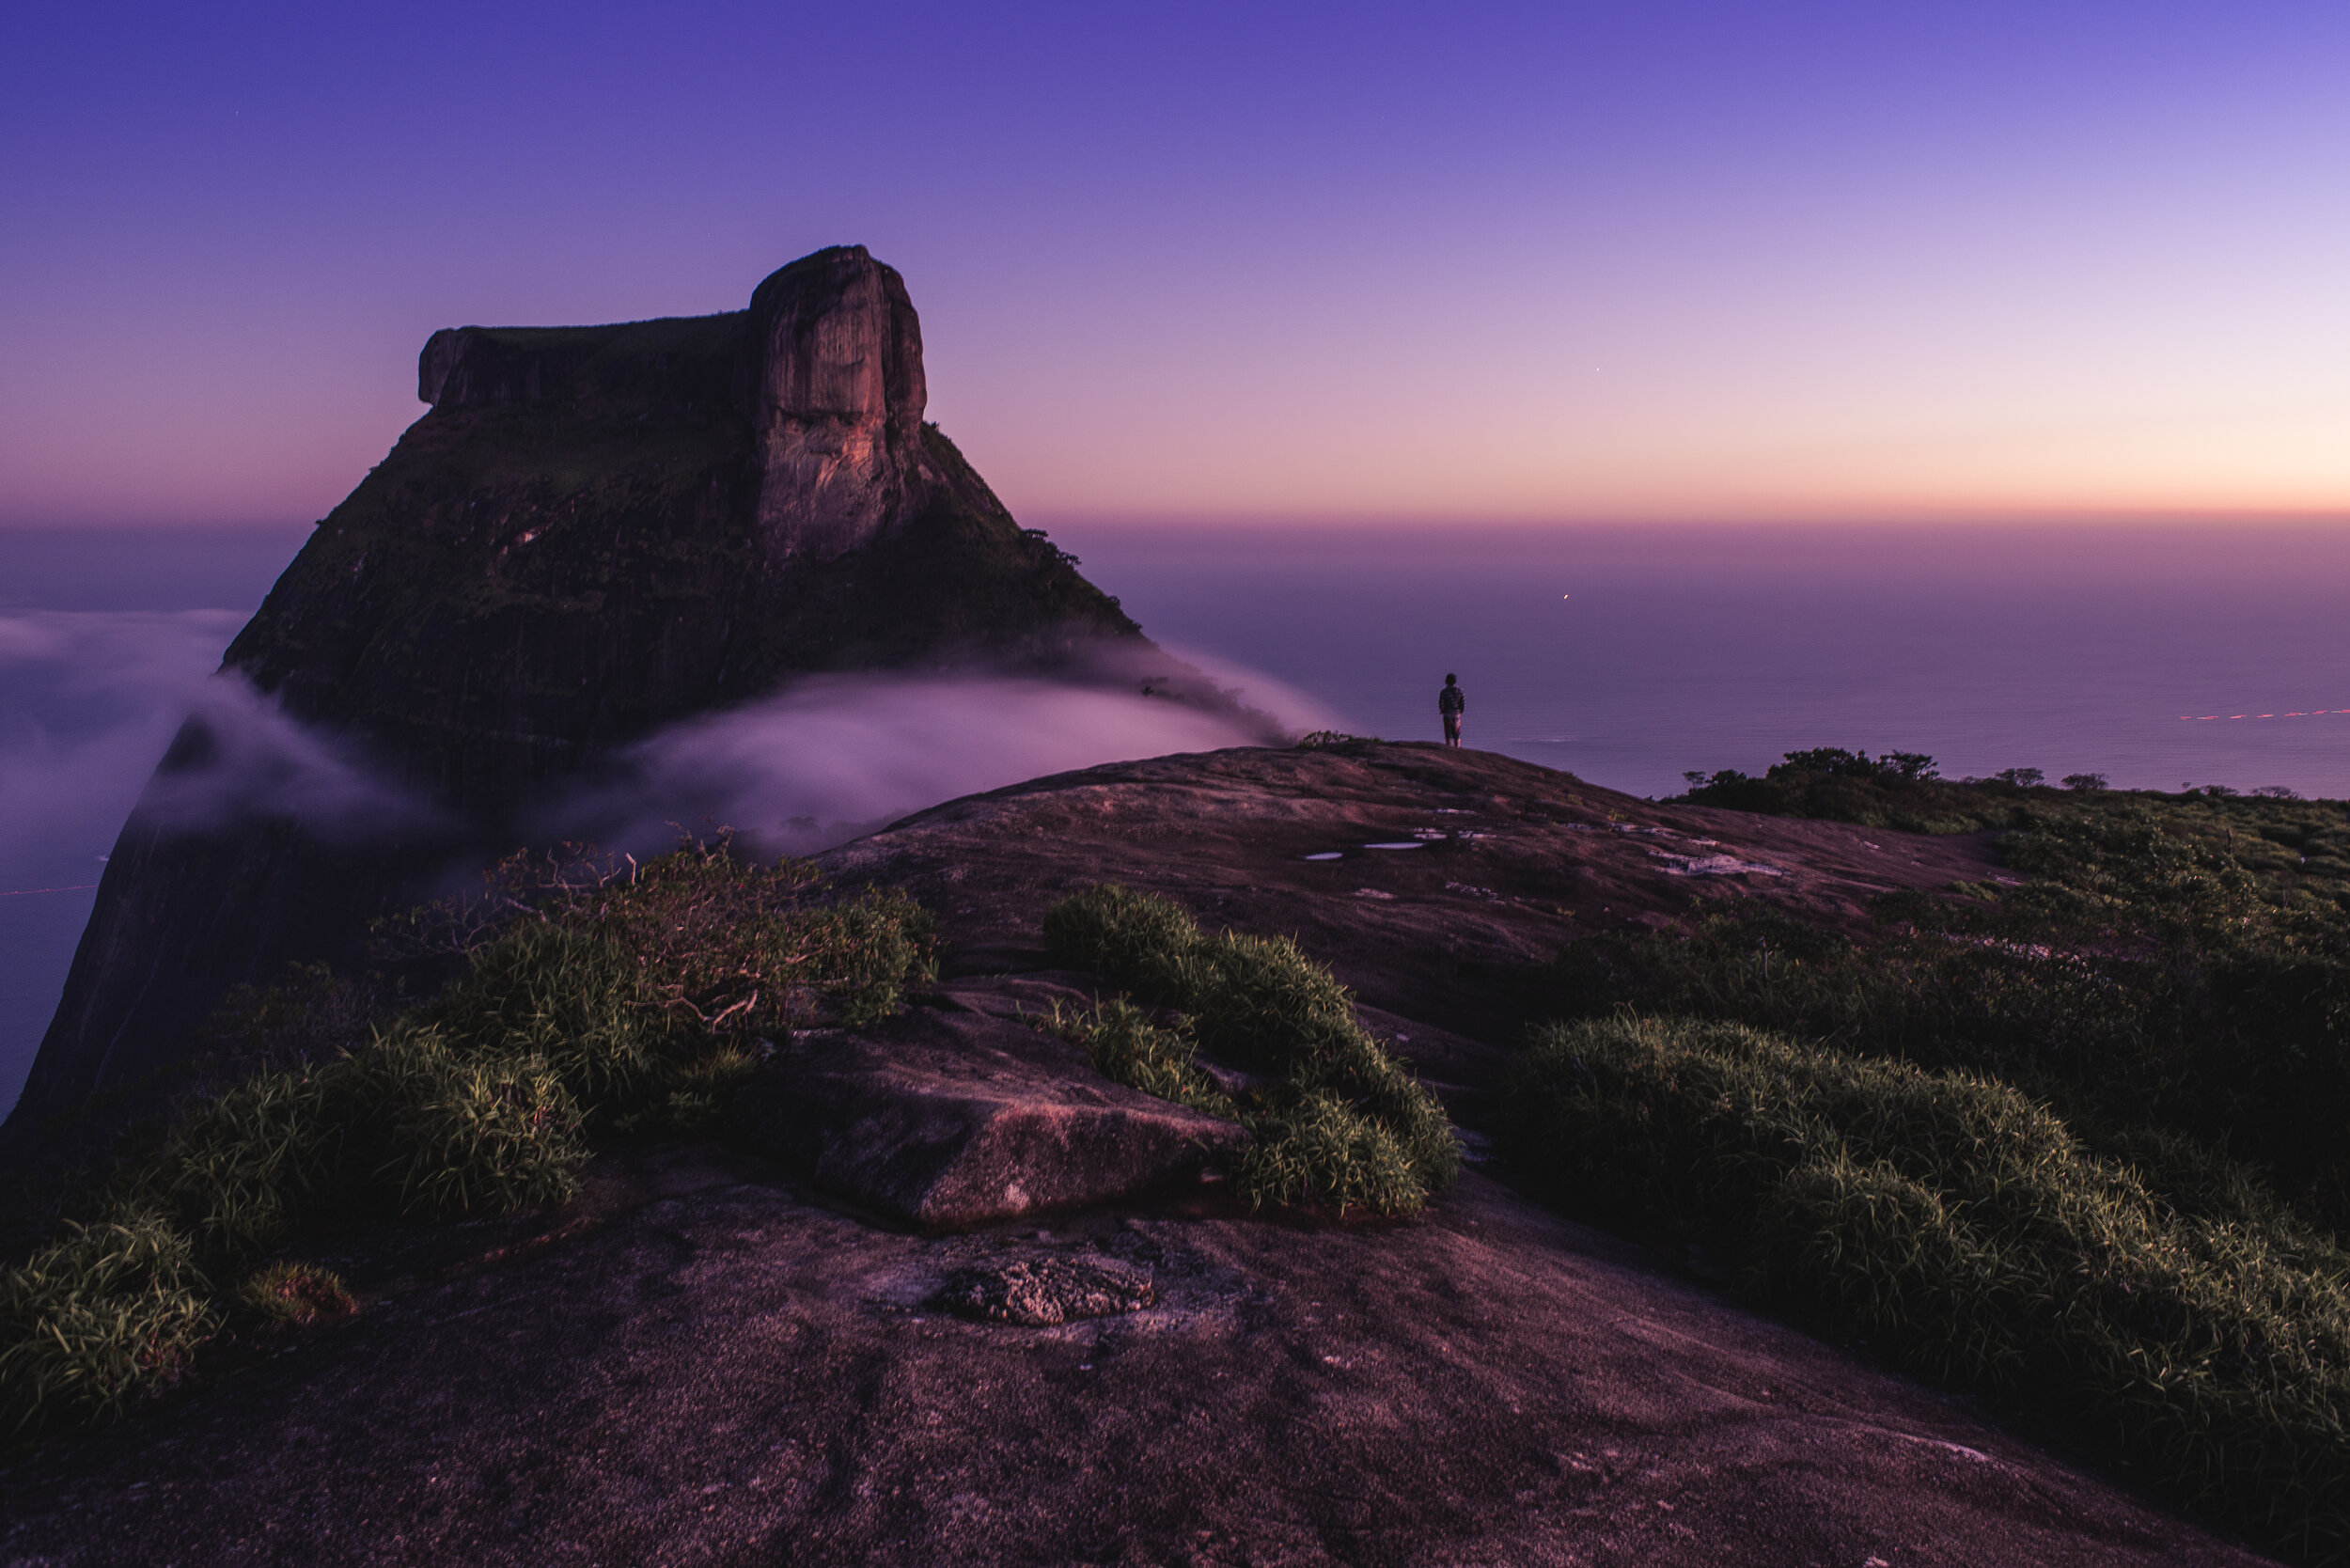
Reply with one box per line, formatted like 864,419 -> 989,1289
5,1 -> 2346,528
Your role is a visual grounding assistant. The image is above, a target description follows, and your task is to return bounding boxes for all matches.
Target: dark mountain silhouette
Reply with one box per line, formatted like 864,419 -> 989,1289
6,246 -> 1196,1149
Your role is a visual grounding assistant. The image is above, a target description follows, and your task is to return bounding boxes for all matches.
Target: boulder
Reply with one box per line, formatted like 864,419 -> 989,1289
725,996 -> 1250,1227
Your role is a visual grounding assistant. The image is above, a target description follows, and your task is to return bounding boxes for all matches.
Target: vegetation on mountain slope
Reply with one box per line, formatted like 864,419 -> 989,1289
1510,761 -> 2350,1563
1042,883 -> 1459,1216
0,841 -> 933,1445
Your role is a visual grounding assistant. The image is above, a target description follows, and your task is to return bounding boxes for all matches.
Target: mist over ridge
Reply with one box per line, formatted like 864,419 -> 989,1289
0,246 -> 1286,1142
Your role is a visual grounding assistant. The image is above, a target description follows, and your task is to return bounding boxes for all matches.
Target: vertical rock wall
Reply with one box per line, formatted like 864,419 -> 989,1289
745,247 -> 934,561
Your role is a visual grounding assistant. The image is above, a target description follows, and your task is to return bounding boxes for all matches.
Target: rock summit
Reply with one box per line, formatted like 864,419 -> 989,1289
8,247 -> 1183,1148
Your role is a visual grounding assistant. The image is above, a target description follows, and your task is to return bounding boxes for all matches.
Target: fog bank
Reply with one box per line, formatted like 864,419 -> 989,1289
546,667 -> 1335,858
1,610 -> 243,1114
2,620 -> 1334,1114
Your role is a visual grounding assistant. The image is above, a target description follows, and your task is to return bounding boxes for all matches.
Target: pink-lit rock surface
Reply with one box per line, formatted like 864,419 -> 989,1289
727,987 -> 1250,1227
0,1147 -> 2273,1566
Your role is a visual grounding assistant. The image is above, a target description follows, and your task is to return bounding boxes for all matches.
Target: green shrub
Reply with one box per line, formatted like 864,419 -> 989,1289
133,1061 -> 341,1261
1177,929 -> 1365,1074
343,1029 -> 585,1221
0,1214 -> 215,1441
1041,998 -> 1237,1121
423,924 -> 667,1119
813,888 -> 940,1026
1042,883 -> 1458,1213
414,838 -> 937,1038
1497,1014 -> 2350,1565
118,1021 -> 588,1265
1231,1090 -> 1425,1217
1042,882 -> 1202,997
6,1027 -> 588,1444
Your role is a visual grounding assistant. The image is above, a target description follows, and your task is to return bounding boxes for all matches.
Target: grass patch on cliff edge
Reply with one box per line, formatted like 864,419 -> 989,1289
1497,1015 -> 2350,1567
1040,883 -> 1458,1216
0,839 -> 933,1447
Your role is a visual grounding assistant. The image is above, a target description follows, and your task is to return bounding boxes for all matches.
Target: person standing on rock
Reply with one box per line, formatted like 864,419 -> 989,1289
1438,673 -> 1466,748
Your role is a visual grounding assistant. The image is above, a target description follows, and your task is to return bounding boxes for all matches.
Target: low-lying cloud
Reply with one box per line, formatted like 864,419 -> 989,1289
3,616 -> 1340,887
3,609 -> 245,1114
545,667 -> 1337,858
2,619 -> 1338,1112
0,606 -> 441,928
0,610 -> 243,885
133,677 -> 441,841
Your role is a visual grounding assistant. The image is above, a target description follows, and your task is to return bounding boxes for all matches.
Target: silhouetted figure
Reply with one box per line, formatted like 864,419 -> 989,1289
1438,673 -> 1465,748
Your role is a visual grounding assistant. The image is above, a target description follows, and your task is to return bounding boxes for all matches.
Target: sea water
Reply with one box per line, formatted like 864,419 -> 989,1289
1058,523 -> 2350,801
5,521 -> 2348,1113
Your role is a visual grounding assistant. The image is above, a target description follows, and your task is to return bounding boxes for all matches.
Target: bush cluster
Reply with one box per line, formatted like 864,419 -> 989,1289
1678,747 -> 1976,829
0,842 -> 933,1445
0,1215 -> 214,1442
1496,1016 -> 2350,1566
1529,788 -> 2350,1562
1543,811 -> 2350,1233
1676,748 -> 2350,875
1042,883 -> 1458,1215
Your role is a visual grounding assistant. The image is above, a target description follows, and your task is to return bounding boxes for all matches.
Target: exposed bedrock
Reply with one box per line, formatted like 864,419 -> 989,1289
725,981 -> 1251,1229
744,243 -> 932,561
6,246 -> 1169,1150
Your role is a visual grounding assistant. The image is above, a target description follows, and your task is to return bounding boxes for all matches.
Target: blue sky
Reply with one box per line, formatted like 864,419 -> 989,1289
5,0 -> 2346,526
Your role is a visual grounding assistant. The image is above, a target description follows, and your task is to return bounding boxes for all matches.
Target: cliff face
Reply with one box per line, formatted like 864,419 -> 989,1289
744,245 -> 931,561
7,246 -> 1150,1143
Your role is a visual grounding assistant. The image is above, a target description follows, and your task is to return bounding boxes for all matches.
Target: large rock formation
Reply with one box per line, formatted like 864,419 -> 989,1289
742,246 -> 932,560
6,246 -> 1166,1147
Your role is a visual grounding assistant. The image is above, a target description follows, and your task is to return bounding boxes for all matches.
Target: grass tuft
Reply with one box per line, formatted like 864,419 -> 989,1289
0,1214 -> 215,1441
422,924 -> 667,1121
1042,883 -> 1457,1215
348,1030 -> 586,1221
1230,1090 -> 1425,1217
1538,808 -> 2350,1236
1039,998 -> 1237,1121
236,1262 -> 356,1327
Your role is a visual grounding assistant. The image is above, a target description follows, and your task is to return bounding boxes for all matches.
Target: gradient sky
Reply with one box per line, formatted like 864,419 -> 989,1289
4,1 -> 2347,529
